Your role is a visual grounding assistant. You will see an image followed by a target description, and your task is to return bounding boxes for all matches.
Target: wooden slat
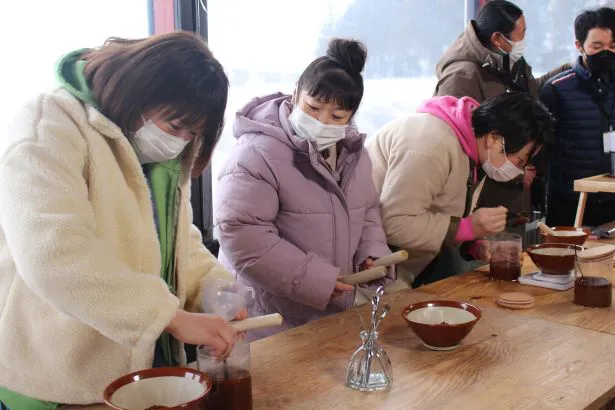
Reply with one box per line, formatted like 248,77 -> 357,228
574,174 -> 615,194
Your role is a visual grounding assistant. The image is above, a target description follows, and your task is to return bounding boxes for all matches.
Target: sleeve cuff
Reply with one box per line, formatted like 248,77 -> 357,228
291,255 -> 340,311
354,244 -> 392,273
134,294 -> 180,351
454,216 -> 476,243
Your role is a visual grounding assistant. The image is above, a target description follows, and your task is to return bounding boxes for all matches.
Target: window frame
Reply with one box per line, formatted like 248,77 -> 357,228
151,0 -> 215,248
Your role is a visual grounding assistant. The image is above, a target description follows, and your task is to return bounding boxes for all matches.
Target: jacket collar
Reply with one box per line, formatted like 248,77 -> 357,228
466,21 -> 507,72
86,106 -> 124,140
573,56 -> 592,81
573,55 -> 615,83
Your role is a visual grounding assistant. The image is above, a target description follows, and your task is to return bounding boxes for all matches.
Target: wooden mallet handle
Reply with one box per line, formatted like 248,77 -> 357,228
373,250 -> 408,267
339,266 -> 387,286
231,313 -> 283,332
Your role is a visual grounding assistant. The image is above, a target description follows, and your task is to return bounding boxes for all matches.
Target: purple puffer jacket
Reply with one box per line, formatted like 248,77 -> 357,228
215,93 -> 393,338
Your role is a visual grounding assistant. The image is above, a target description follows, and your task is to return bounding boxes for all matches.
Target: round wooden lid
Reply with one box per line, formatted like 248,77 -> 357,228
497,292 -> 535,304
578,245 -> 615,261
496,299 -> 535,310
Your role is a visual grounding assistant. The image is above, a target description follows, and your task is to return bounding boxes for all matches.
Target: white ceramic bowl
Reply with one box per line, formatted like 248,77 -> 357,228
407,305 -> 478,325
104,367 -> 212,410
401,300 -> 482,351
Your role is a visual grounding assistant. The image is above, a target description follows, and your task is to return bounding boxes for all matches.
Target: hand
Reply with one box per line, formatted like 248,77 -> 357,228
360,257 -> 375,270
166,309 -> 237,358
234,308 -> 248,321
232,309 -> 248,341
470,206 -> 507,238
474,240 -> 490,262
523,165 -> 537,189
331,278 -> 354,300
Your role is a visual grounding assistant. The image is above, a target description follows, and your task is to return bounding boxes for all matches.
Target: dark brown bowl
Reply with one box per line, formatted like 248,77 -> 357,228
104,367 -> 212,410
527,243 -> 584,275
401,300 -> 481,350
540,226 -> 589,246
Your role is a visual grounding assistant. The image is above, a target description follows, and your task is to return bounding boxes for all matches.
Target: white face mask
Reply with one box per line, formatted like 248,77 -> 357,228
482,146 -> 524,182
289,106 -> 347,151
501,36 -> 526,63
131,118 -> 189,164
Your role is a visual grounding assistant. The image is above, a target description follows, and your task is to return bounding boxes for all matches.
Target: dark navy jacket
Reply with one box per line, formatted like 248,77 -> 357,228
540,57 -> 614,203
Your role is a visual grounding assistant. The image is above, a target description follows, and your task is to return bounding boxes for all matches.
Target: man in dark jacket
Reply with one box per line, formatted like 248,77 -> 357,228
541,7 -> 615,227
436,0 -> 569,220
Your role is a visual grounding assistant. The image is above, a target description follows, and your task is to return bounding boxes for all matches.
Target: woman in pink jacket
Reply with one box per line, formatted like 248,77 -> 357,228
215,39 -> 394,339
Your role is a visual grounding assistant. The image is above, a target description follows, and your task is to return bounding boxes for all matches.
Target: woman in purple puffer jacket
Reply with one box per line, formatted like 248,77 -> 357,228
215,38 -> 394,339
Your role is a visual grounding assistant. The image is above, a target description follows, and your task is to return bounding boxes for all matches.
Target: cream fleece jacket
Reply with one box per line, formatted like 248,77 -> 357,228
0,89 -> 232,404
367,113 -> 470,285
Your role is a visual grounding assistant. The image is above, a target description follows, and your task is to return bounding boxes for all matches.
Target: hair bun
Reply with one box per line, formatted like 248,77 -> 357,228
326,38 -> 367,77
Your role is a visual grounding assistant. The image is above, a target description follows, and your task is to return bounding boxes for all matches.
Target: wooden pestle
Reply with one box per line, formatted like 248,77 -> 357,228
231,313 -> 283,332
537,222 -> 557,236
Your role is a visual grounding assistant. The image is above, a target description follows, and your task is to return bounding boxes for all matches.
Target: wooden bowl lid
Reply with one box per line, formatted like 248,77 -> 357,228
578,245 -> 615,260
497,292 -> 535,304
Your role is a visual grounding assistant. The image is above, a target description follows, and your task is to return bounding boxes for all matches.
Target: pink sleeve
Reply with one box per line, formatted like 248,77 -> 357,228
454,216 -> 476,243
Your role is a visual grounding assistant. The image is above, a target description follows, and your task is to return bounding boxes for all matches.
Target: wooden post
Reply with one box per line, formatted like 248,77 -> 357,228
574,192 -> 588,228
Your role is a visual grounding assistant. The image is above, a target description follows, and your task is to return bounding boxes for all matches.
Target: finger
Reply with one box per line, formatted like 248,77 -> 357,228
335,282 -> 354,292
208,337 -> 227,359
491,217 -> 507,229
487,212 -> 506,223
218,330 -> 236,358
218,323 -> 236,349
223,337 -> 236,358
215,336 -> 233,359
234,309 -> 248,321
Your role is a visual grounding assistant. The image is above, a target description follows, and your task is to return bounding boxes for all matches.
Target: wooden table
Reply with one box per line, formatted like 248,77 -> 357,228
67,239 -> 615,410
573,174 -> 615,227
72,284 -> 615,410
421,239 -> 615,336
246,290 -> 615,410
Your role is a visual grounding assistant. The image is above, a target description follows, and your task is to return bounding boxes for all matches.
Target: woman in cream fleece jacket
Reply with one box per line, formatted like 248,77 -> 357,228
0,33 -> 241,407
367,93 -> 555,288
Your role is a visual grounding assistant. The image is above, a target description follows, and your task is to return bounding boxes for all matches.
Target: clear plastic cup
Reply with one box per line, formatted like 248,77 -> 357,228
577,247 -> 615,284
197,341 -> 252,410
489,233 -> 523,281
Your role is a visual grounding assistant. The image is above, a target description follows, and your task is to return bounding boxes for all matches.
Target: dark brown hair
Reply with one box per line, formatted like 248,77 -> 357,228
296,38 -> 367,114
472,92 -> 555,153
83,31 -> 229,176
575,7 -> 615,44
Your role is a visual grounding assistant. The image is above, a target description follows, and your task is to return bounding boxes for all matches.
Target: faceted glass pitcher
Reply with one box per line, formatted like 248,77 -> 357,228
346,331 -> 393,392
